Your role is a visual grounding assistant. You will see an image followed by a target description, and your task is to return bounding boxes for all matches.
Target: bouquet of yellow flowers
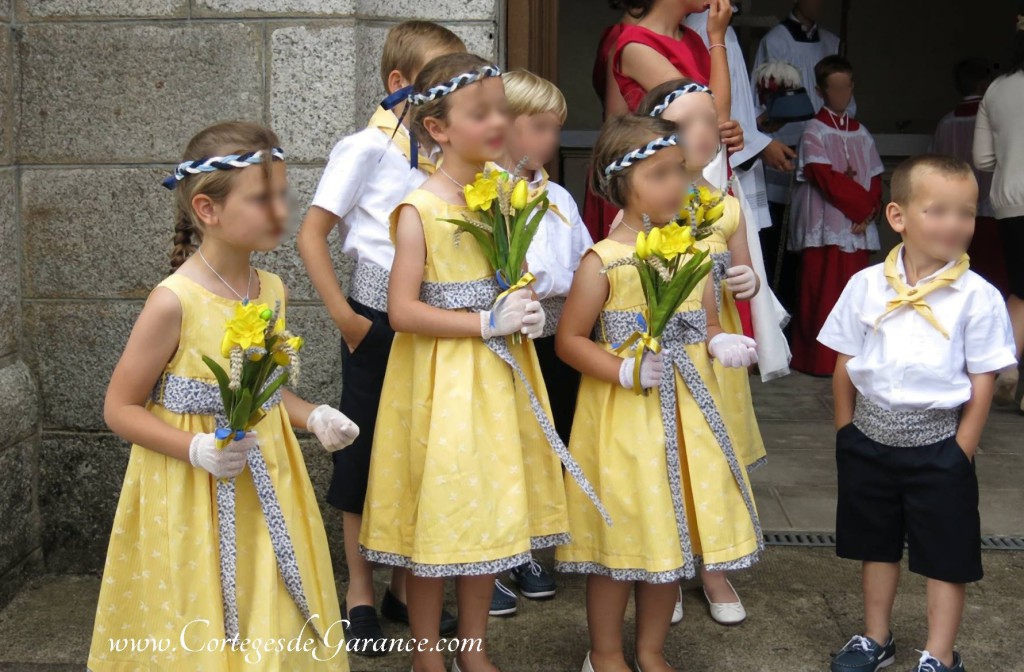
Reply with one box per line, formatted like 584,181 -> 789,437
677,181 -> 732,241
203,301 -> 304,449
604,219 -> 712,393
442,161 -> 551,344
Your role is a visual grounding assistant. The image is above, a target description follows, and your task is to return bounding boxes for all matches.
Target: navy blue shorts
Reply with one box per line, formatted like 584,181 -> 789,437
835,422 -> 983,584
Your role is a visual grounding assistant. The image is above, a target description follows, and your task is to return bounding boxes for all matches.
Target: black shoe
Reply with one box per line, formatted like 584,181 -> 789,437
380,588 -> 459,636
341,601 -> 389,657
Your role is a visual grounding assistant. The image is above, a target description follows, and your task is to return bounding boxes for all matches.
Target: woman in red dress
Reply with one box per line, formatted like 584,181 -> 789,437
583,0 -> 743,241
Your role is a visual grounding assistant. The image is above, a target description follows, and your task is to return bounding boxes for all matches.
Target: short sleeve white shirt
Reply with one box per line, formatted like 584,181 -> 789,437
817,251 -> 1017,411
310,125 -> 428,271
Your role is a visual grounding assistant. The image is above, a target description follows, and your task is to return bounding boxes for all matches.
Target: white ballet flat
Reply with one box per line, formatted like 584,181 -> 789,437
581,652 -> 596,672
703,578 -> 746,625
671,584 -> 684,625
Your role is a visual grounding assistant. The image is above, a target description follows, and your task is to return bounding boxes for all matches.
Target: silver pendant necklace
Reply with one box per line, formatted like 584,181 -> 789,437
197,247 -> 253,305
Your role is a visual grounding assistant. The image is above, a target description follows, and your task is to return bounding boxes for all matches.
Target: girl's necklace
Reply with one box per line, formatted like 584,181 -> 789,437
438,167 -> 466,189
197,247 -> 253,305
619,218 -> 645,234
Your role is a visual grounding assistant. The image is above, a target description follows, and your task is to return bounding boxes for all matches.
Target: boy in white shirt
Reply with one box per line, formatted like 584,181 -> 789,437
296,20 -> 465,653
819,155 -> 1017,672
489,69 -> 593,614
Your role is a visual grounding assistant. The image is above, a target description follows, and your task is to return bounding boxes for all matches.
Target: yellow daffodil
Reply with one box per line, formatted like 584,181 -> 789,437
464,173 -> 499,211
511,179 -> 529,211
220,302 -> 270,357
657,223 -> 696,261
635,230 -> 650,259
696,185 -> 714,203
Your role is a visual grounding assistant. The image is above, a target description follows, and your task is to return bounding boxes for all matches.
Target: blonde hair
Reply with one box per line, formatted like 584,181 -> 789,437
170,121 -> 281,271
589,115 -> 678,209
409,53 -> 499,150
380,21 -> 466,89
501,69 -> 567,122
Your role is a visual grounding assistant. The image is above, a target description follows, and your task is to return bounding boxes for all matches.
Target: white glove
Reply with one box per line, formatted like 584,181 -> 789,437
189,430 -> 257,479
618,352 -> 664,390
724,264 -> 758,300
708,333 -> 759,368
480,289 -> 531,339
308,405 -> 360,453
521,300 -> 546,340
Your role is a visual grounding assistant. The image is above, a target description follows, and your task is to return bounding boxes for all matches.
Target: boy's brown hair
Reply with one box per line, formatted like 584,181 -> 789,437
589,114 -> 679,209
890,154 -> 975,205
409,53 -> 498,149
380,21 -> 466,89
502,69 -> 567,122
814,55 -> 854,89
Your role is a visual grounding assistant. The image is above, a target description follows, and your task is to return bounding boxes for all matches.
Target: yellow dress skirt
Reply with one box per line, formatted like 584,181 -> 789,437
702,195 -> 767,471
359,190 -> 607,576
87,270 -> 346,672
555,239 -> 763,582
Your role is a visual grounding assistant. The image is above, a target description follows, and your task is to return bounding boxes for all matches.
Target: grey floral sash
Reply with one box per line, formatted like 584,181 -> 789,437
152,373 -> 323,644
419,278 -> 612,525
598,309 -> 764,574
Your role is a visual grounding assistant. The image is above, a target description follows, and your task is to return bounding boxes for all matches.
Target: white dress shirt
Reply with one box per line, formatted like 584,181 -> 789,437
311,124 -> 429,271
818,250 -> 1017,411
525,171 -> 594,300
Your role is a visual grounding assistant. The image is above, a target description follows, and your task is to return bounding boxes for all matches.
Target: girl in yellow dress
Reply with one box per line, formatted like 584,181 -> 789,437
555,114 -> 763,672
358,53 -> 606,672
637,79 -> 769,625
89,122 -> 358,671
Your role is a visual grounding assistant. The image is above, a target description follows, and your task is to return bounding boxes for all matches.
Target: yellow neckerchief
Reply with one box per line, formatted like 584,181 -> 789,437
368,106 -> 436,175
875,244 -> 969,339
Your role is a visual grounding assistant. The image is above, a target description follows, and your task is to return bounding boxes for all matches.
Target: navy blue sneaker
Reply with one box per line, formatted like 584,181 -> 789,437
489,578 -> 517,616
831,633 -> 896,671
509,558 -> 556,599
908,650 -> 965,672
341,601 -> 389,657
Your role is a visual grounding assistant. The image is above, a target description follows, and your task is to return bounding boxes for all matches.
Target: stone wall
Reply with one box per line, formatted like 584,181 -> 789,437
1,0 -> 499,605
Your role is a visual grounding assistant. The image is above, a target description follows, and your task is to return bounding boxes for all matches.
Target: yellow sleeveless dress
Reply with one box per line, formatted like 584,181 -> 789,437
359,189 -> 573,575
87,269 -> 346,672
555,239 -> 763,581
701,195 -> 767,470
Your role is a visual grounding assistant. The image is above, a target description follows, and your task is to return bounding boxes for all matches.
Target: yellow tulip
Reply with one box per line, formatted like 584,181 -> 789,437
696,185 -> 714,203
647,227 -> 663,258
511,179 -> 529,211
464,173 -> 499,211
635,230 -> 649,259
704,201 -> 725,223
272,336 -> 304,366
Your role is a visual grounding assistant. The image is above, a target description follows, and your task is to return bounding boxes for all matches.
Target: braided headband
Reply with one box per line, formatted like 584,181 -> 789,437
162,148 -> 285,190
603,134 -> 679,178
648,82 -> 712,118
409,65 -> 502,106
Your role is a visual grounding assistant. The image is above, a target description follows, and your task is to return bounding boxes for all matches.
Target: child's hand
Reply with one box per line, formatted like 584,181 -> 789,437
481,289 -> 531,339
708,333 -> 758,368
760,139 -> 796,171
705,0 -> 734,42
850,220 -> 869,235
719,120 -> 744,154
189,431 -> 257,479
725,265 -> 758,300
341,313 -> 373,354
307,405 -> 360,452
521,300 -> 546,340
619,352 -> 663,390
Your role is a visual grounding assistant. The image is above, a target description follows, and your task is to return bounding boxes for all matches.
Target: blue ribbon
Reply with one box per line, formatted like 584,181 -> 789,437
214,427 -> 245,442
380,85 -> 419,170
